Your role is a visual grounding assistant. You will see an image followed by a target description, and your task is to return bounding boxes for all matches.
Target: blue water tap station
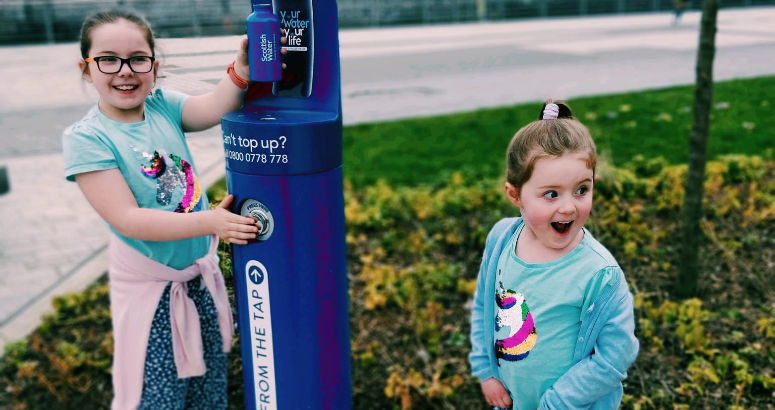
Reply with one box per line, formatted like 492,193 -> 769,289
222,1 -> 351,409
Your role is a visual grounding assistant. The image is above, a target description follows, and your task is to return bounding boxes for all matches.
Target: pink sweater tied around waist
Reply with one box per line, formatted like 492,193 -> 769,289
108,234 -> 233,410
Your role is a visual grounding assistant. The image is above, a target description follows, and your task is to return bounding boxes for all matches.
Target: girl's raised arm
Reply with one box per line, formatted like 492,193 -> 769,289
180,38 -> 251,133
181,36 -> 285,132
75,168 -> 259,244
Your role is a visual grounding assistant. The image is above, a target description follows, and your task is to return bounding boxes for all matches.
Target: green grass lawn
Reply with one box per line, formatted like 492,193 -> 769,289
342,76 -> 775,188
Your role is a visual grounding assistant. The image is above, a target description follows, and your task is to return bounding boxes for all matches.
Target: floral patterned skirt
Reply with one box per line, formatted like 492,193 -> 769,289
138,275 -> 228,410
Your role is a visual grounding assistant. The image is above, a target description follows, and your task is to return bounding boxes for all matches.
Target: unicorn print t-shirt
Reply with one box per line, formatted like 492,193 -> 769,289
63,88 -> 210,269
493,222 -> 610,409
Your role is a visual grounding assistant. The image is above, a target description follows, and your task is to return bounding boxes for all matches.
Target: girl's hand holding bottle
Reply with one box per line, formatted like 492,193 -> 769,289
234,34 -> 288,89
233,38 -> 252,86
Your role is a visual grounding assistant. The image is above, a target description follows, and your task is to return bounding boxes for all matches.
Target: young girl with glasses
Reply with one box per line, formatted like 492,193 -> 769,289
62,10 -> 283,410
468,101 -> 639,410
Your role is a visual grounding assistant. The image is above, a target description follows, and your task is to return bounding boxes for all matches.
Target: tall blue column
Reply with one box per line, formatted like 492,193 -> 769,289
222,1 -> 351,408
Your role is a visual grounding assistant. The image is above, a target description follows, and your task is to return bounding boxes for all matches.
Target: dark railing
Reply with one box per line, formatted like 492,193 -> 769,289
0,0 -> 772,44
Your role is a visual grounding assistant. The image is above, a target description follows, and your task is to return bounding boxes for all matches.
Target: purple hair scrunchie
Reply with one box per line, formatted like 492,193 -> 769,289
543,103 -> 559,120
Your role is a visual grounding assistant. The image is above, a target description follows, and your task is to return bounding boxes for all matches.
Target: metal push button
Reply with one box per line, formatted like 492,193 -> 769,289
239,198 -> 275,241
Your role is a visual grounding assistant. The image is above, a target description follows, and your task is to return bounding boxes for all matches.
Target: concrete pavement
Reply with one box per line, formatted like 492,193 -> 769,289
1,7 -> 774,354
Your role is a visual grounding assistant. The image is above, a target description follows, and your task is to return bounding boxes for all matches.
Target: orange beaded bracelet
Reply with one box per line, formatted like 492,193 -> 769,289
227,61 -> 250,91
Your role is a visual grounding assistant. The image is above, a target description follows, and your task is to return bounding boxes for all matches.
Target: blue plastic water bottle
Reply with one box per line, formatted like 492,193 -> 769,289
247,2 -> 282,82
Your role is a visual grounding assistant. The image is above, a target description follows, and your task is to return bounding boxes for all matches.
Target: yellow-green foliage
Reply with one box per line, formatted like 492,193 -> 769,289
1,157 -> 774,410
346,157 -> 775,410
1,278 -> 114,408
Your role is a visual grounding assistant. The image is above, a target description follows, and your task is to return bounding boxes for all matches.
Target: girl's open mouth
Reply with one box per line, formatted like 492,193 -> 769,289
551,221 -> 573,235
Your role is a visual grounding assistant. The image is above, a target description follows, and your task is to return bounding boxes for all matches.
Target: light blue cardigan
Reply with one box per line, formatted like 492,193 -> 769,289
469,217 -> 639,409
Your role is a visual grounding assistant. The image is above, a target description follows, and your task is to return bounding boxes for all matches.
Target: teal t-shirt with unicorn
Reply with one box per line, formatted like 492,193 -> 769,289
63,88 -> 210,269
493,222 -> 612,409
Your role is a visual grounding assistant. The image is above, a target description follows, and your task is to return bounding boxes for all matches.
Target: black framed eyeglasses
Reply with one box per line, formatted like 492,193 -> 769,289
84,56 -> 155,74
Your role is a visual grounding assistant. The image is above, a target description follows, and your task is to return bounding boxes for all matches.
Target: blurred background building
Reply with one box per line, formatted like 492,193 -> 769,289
1,0 -> 774,44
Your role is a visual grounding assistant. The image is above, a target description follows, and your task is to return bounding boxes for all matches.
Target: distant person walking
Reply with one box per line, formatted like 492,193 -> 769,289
673,0 -> 688,25
0,166 -> 9,195
62,9 -> 282,410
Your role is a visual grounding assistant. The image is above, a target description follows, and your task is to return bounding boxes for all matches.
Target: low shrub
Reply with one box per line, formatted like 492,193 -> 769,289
1,156 -> 773,409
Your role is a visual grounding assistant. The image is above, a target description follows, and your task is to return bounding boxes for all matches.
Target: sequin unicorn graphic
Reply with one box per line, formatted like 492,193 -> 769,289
140,150 -> 202,213
495,280 -> 538,363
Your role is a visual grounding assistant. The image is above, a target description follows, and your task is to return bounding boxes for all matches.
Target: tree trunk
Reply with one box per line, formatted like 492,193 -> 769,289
676,0 -> 719,299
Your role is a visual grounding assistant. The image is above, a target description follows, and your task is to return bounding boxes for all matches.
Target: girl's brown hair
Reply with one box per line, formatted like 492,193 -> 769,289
79,9 -> 156,59
506,100 -> 597,193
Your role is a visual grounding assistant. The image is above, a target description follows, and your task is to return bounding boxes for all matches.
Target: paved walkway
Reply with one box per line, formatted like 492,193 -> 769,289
1,7 -> 774,353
